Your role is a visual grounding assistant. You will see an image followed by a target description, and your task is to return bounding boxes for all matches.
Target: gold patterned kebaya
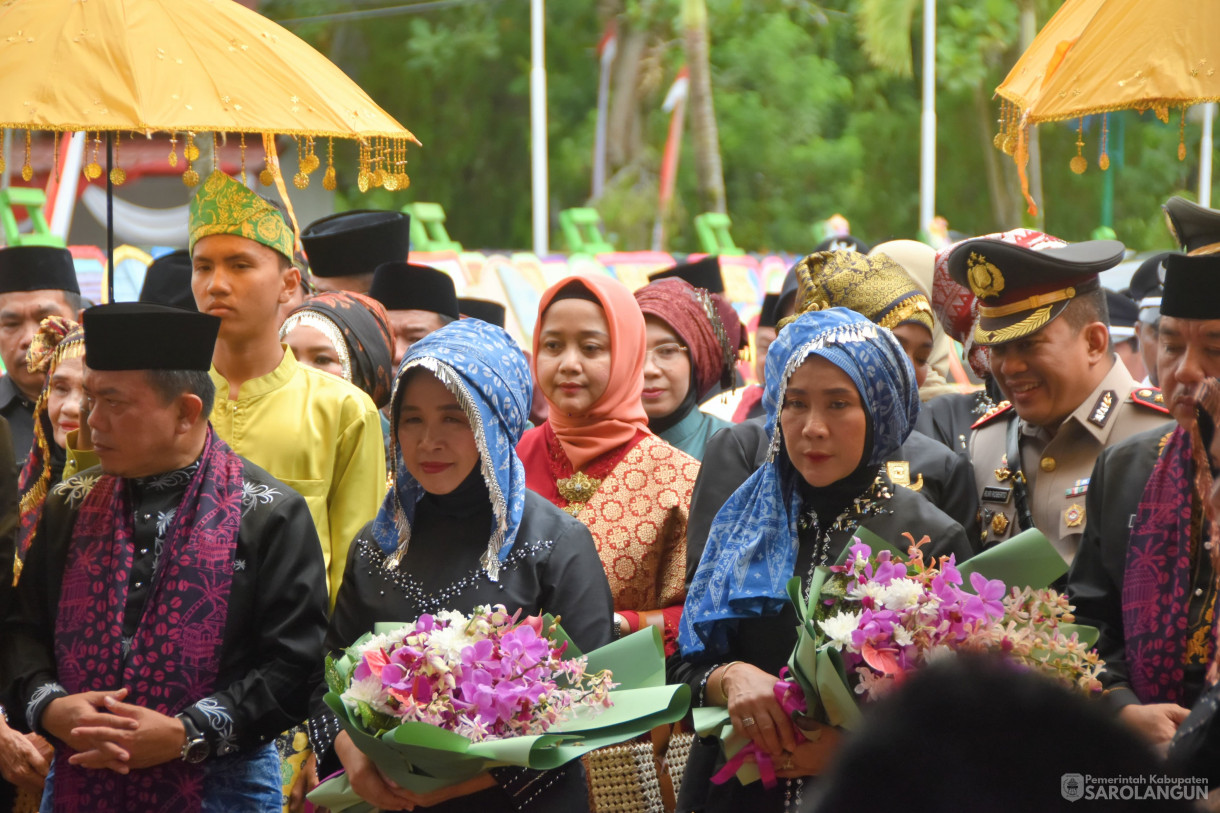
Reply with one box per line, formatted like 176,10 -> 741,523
188,170 -> 295,259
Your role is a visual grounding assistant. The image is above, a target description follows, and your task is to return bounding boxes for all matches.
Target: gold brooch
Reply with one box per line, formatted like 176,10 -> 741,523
966,252 -> 1005,299
557,471 -> 602,517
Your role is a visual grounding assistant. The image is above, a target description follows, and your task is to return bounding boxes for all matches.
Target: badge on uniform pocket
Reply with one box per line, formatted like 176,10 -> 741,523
1065,503 -> 1085,528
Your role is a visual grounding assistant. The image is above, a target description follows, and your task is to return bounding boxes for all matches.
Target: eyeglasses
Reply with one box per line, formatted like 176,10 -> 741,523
646,342 -> 689,368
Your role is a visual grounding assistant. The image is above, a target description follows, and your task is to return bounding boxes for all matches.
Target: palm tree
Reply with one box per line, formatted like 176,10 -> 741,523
682,0 -> 726,214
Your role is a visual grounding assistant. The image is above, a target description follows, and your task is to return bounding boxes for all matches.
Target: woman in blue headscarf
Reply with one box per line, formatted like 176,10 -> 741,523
307,318 -> 614,812
671,308 -> 972,812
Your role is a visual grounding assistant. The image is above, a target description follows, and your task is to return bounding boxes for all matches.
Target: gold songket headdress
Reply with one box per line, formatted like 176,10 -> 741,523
781,250 -> 934,334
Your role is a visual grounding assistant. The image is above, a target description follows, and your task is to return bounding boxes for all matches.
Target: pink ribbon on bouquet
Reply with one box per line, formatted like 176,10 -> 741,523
710,668 -> 808,789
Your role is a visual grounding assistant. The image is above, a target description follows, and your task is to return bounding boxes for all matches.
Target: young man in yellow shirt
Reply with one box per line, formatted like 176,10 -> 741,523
188,171 -> 386,603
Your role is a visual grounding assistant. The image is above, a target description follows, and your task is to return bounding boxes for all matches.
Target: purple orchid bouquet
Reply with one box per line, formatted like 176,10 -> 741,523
334,606 -> 614,741
695,529 -> 1104,789
312,607 -> 692,811
813,536 -> 1104,704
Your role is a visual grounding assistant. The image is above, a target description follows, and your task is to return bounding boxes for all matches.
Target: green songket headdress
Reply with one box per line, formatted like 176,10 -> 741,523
188,170 -> 294,259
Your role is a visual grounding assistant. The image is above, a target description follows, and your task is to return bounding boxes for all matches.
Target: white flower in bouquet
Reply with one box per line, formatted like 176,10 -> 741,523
879,577 -> 923,611
818,610 -> 861,650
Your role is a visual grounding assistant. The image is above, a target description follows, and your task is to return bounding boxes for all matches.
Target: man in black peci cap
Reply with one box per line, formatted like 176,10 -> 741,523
368,261 -> 459,365
2,303 -> 327,811
950,236 -> 1170,560
0,246 -> 87,462
1068,252 -> 1220,751
300,210 -> 411,295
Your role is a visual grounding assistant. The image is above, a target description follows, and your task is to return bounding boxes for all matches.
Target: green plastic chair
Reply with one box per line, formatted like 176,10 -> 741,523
0,187 -> 65,247
401,202 -> 462,252
693,212 -> 743,256
558,208 -> 615,255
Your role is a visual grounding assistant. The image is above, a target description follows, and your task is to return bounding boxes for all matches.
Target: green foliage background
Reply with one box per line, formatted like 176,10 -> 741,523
268,0 -> 1205,254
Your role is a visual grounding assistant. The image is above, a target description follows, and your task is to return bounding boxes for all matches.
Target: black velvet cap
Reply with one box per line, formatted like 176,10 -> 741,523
83,303 -> 219,371
814,235 -> 871,254
138,250 -> 197,312
458,297 -> 506,328
1163,197 -> 1220,253
0,246 -> 80,295
649,255 -> 724,293
368,262 -> 460,318
1161,253 -> 1220,320
758,292 -> 782,329
301,210 -> 410,278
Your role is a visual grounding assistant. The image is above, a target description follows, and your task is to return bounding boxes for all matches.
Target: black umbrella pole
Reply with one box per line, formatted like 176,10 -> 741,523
106,132 -> 114,303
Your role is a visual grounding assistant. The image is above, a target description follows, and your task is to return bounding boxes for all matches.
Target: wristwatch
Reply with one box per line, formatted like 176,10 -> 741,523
177,712 -> 210,764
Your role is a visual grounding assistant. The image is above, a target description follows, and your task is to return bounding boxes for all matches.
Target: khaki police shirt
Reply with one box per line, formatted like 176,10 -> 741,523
967,359 -> 1170,563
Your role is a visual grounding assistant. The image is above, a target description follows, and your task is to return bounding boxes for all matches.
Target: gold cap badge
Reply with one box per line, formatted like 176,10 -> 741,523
966,252 -> 1005,299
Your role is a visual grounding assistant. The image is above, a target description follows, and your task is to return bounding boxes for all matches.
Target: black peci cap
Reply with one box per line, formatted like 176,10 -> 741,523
83,303 -> 219,371
368,262 -> 460,318
648,255 -> 725,294
138,250 -> 197,311
758,292 -> 782,329
458,297 -> 506,328
0,246 -> 80,295
1161,253 -> 1220,321
301,210 -> 411,278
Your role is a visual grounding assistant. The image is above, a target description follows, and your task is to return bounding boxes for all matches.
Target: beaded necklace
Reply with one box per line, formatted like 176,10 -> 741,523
799,471 -> 893,599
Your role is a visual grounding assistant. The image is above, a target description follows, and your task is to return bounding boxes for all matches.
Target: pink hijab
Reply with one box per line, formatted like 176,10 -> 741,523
533,275 -> 650,471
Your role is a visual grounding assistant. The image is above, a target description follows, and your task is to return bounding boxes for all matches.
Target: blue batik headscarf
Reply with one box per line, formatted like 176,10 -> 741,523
678,307 -> 918,659
372,318 -> 532,580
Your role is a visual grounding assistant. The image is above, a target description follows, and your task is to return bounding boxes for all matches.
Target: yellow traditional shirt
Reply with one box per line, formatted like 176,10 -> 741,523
63,429 -> 99,481
209,347 -> 386,603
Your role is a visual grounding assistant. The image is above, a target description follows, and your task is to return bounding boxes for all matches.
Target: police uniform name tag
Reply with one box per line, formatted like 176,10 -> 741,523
982,486 -> 1013,504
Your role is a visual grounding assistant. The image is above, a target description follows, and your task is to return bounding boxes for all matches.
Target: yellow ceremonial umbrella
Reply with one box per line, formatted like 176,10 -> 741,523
995,0 -> 1220,211
0,0 -> 417,186
0,0 -> 420,296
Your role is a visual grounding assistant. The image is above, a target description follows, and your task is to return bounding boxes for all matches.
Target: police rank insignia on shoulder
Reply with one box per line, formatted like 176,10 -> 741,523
972,400 -> 1013,429
1131,387 -> 1170,415
1089,390 -> 1116,427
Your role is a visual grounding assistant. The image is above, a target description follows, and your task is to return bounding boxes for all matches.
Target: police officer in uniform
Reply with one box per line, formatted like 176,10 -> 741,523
949,235 -> 1170,561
